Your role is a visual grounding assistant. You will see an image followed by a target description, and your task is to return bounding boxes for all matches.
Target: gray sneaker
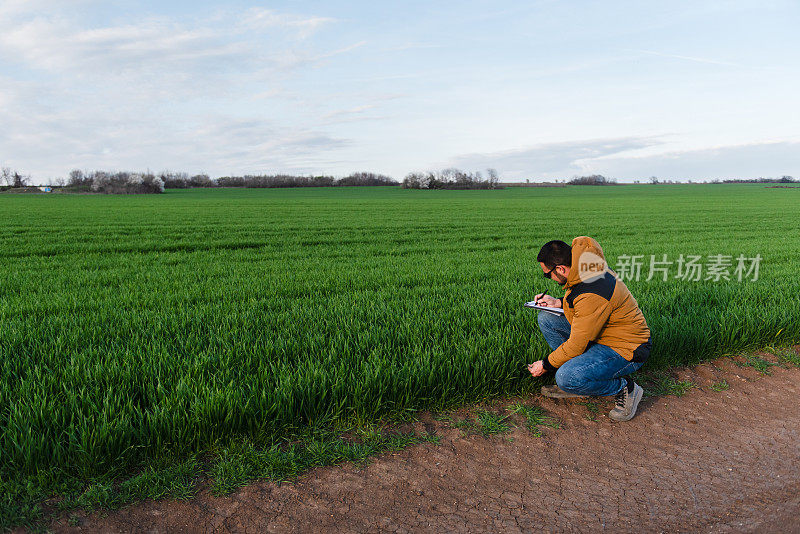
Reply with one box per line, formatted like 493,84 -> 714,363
541,384 -> 588,399
609,379 -> 643,422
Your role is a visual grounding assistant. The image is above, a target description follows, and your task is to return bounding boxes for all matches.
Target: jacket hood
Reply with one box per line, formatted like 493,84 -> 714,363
565,236 -> 607,288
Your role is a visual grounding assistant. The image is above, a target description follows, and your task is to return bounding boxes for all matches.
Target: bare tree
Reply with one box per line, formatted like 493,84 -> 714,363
486,168 -> 499,189
1,169 -> 30,187
68,169 -> 91,187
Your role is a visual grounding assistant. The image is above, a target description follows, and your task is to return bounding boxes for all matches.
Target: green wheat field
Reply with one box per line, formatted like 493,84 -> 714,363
1,185 -> 799,524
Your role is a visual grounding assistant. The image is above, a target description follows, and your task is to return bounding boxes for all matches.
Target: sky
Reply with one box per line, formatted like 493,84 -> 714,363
1,0 -> 799,183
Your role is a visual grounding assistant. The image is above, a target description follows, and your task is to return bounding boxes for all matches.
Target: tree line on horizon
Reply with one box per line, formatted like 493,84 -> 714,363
401,168 -> 500,190
66,170 -> 399,193
1,168 -> 505,193
1,166 -> 797,194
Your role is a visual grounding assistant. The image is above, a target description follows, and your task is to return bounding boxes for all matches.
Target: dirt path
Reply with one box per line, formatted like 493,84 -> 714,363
52,354 -> 800,533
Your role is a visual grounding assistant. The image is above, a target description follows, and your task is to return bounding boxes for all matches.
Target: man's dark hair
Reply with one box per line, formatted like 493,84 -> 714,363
537,240 -> 572,269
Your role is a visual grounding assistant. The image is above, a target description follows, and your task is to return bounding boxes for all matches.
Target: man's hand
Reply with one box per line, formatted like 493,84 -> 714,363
534,293 -> 561,308
527,360 -> 547,377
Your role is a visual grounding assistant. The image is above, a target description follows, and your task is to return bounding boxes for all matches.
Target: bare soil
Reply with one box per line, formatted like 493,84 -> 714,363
49,352 -> 800,533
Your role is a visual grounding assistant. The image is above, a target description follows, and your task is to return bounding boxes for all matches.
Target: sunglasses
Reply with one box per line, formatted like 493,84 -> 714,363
543,265 -> 558,279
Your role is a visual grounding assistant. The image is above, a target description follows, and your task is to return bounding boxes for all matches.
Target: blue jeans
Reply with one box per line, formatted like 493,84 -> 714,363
537,311 -> 644,396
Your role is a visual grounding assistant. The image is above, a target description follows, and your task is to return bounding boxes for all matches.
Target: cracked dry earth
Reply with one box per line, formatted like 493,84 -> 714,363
52,354 -> 800,534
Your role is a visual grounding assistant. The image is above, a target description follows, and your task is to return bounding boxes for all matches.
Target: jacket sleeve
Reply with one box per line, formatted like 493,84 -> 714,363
546,293 -> 613,368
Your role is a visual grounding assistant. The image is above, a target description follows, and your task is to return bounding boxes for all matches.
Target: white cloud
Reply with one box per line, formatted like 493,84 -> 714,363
448,138 -> 800,182
0,0 -> 92,19
322,104 -> 375,120
183,118 -> 350,172
0,8 -> 340,79
378,43 -> 443,52
0,4 -> 363,179
0,16 -> 250,75
591,141 -> 800,180
0,109 -> 350,180
449,137 -> 664,180
624,48 -> 745,68
241,8 -> 335,38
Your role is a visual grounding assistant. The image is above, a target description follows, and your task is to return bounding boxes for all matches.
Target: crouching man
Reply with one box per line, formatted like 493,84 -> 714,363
527,237 -> 651,422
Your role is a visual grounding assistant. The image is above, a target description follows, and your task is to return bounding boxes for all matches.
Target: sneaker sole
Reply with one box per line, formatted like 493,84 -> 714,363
541,386 -> 588,399
609,383 -> 643,422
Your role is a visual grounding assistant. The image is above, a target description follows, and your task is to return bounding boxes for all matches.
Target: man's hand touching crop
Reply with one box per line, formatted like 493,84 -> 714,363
528,360 -> 547,377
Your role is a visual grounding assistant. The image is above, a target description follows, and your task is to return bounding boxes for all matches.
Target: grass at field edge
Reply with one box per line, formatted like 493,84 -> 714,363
3,343 -> 799,532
